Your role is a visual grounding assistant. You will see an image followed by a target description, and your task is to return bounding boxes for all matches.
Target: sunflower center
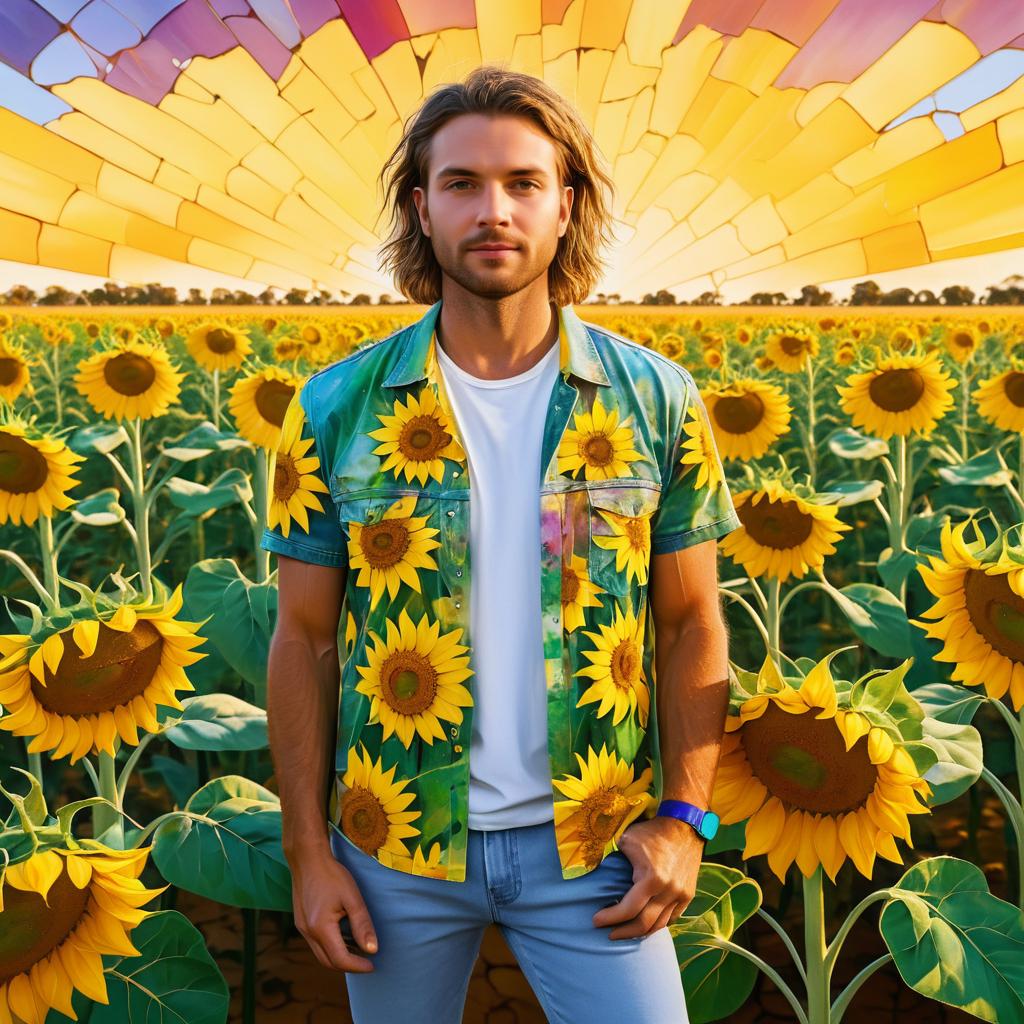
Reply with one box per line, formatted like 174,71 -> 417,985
867,368 -> 925,412
952,332 -> 973,350
0,433 -> 49,494
359,521 -> 411,568
742,702 -> 877,814
273,453 -> 300,502
205,328 -> 236,353
713,393 -> 764,434
964,568 -> 1024,663
779,335 -> 805,357
32,619 -> 164,715
1003,372 -> 1024,408
255,379 -> 296,429
611,638 -> 641,689
562,567 -> 581,604
0,863 -> 89,983
382,651 -> 438,715
739,497 -> 813,550
582,435 -> 613,467
582,789 -> 631,854
103,351 -> 156,396
341,787 -> 390,856
624,517 -> 648,552
400,416 -> 448,462
0,357 -> 21,386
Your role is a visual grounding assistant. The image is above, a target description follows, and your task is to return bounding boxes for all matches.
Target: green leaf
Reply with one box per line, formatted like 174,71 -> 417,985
55,910 -> 229,1024
68,422 -> 129,455
877,547 -> 920,594
70,488 -> 127,526
671,863 -> 762,1024
828,583 -> 913,658
850,658 -> 913,715
815,479 -> 884,506
827,427 -> 889,461
159,421 -> 251,462
937,447 -> 1012,488
909,683 -> 986,725
0,766 -> 48,830
163,693 -> 268,751
918,717 -> 983,807
151,775 -> 292,911
880,856 -> 1024,1023
183,559 -> 277,700
166,467 -> 253,516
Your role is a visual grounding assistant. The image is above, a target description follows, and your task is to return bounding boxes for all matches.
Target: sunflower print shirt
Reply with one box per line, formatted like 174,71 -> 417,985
261,300 -> 740,883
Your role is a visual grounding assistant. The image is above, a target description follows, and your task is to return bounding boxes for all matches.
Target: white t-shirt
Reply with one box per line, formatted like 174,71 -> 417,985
435,331 -> 561,830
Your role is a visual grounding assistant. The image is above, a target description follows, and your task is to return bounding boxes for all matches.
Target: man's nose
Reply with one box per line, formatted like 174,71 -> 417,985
476,182 -> 512,224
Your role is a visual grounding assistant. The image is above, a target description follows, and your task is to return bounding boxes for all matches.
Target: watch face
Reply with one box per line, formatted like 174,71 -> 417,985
699,811 -> 720,841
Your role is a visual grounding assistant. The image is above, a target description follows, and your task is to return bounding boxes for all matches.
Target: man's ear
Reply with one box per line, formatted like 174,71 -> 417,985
413,186 -> 430,237
559,185 -> 574,238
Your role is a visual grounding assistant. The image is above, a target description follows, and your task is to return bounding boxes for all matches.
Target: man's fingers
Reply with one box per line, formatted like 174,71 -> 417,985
592,879 -> 652,928
309,914 -> 376,972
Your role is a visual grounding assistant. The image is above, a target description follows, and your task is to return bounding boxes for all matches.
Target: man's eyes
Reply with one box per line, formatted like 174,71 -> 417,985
446,180 -> 539,190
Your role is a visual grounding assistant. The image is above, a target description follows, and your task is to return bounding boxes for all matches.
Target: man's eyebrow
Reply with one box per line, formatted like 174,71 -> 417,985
435,166 -> 551,179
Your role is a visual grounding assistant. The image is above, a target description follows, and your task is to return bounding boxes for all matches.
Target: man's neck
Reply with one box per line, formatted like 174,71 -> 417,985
434,290 -> 560,381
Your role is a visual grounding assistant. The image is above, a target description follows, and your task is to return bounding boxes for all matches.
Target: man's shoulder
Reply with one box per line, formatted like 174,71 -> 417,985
585,320 -> 696,391
301,321 -> 414,399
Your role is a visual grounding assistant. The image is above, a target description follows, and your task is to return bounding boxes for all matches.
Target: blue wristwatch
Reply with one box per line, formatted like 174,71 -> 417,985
656,799 -> 720,842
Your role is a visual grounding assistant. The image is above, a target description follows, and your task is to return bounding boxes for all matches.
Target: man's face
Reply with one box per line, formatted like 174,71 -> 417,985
412,113 -> 573,301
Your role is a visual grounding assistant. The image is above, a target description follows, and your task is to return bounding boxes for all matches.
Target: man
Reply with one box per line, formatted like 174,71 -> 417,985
262,65 -> 739,1023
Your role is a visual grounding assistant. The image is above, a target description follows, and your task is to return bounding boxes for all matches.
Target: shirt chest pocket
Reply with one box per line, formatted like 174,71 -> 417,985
586,482 -> 662,596
335,489 -> 445,613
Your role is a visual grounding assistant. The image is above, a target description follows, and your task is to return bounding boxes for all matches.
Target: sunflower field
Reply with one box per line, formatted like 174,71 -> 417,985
4,305 -> 1024,1024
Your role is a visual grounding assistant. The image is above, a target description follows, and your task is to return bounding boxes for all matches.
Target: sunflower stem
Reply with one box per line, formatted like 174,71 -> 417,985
52,340 -> 63,429
212,368 -> 221,429
0,549 -> 55,608
830,952 -> 893,1022
93,749 -> 125,849
802,865 -> 829,1024
756,906 -> 807,986
805,358 -> 817,490
822,888 -> 892,977
959,362 -> 970,462
980,765 -> 1024,909
767,576 -> 781,664
36,512 -> 60,612
719,588 -> 772,652
129,416 -> 154,603
696,935 -> 809,1024
116,731 -> 157,804
254,446 -> 270,583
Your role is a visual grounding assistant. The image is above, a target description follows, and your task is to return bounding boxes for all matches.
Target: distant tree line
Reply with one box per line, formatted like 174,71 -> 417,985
2,277 -> 1022,307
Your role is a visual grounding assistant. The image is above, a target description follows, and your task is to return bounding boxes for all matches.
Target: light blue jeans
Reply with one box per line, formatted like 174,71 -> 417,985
329,817 -> 690,1023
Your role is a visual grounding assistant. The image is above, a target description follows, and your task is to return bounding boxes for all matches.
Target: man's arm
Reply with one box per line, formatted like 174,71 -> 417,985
269,555 -> 346,861
650,536 -> 731,808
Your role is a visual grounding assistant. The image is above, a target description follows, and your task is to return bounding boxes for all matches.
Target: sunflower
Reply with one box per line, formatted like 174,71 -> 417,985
943,324 -> 979,363
331,744 -> 423,862
656,333 -> 684,360
552,743 -> 655,872
0,337 -> 32,404
593,504 -> 652,586
562,552 -> 606,632
228,366 -> 302,450
267,393 -> 332,540
680,389 -> 730,491
74,339 -> 184,422
152,317 -> 175,339
974,367 -> 1024,432
347,495 -> 441,609
719,480 -> 850,582
185,323 -> 252,373
701,379 -> 791,461
0,842 -> 168,1023
0,423 -> 85,526
367,386 -> 467,486
912,517 -> 1024,711
354,607 -> 474,749
556,394 -> 646,481
0,583 -> 208,762
763,329 -> 819,372
575,601 -> 649,728
836,348 -> 956,439
712,653 -> 933,882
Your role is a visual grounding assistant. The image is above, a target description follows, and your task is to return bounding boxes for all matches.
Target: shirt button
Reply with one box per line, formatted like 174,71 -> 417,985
455,601 -> 461,608
447,510 -> 456,517
456,570 -> 463,577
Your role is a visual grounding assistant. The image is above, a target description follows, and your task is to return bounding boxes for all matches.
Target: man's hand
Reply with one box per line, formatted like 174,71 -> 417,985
592,816 -> 703,940
289,846 -> 380,972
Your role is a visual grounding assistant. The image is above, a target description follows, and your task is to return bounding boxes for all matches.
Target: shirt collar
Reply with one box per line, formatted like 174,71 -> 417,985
382,299 -> 611,388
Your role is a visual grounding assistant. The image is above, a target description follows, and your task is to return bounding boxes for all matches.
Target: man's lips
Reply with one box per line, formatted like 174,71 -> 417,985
469,244 -> 518,251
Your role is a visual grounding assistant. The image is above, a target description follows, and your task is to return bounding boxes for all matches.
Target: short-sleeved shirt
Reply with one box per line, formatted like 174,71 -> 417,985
261,300 -> 740,883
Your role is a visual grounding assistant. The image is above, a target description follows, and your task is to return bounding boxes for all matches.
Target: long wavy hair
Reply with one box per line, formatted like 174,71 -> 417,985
376,64 -> 618,307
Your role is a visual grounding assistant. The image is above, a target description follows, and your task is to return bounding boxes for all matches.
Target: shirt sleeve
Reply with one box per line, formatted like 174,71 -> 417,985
650,371 -> 741,556
260,381 -> 347,568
